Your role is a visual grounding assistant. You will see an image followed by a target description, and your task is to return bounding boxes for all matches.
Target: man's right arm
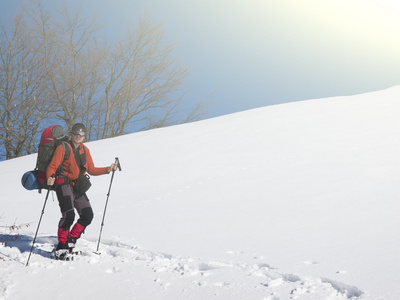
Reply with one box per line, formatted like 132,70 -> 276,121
46,145 -> 65,185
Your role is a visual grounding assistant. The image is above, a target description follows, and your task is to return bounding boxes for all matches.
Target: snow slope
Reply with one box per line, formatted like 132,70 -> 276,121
1,86 -> 400,299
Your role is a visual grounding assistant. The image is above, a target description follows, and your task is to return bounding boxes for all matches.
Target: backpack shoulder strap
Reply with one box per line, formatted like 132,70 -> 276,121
81,144 -> 87,165
70,142 -> 87,173
61,141 -> 71,162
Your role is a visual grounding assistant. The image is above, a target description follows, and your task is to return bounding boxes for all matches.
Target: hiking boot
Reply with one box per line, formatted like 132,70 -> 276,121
67,236 -> 77,250
56,242 -> 70,250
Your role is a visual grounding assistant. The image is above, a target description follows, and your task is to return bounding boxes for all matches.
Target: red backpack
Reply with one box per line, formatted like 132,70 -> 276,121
36,125 -> 71,188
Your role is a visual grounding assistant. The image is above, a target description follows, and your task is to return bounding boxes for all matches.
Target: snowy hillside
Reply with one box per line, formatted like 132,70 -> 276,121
1,86 -> 400,299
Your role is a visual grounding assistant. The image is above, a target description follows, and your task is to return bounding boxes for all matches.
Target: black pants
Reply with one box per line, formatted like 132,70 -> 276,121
55,184 -> 94,243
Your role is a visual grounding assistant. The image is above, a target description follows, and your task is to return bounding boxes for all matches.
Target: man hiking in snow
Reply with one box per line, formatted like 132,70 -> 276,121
46,123 -> 118,260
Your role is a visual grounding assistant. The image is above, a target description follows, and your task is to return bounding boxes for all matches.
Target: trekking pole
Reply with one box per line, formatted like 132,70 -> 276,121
26,176 -> 54,266
96,157 -> 121,253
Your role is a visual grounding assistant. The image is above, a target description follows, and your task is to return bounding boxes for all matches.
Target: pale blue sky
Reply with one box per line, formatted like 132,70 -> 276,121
2,0 -> 400,119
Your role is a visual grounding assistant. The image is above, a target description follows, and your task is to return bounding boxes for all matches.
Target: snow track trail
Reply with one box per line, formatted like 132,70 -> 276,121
1,235 -> 364,300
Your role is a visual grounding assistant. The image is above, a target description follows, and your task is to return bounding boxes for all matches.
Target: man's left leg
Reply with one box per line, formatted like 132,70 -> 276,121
69,193 -> 94,246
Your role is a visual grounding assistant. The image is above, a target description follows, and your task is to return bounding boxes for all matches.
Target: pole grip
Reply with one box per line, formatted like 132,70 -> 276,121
115,157 -> 121,171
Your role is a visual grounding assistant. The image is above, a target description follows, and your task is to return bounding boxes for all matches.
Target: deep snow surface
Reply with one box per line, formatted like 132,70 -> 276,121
1,86 -> 400,299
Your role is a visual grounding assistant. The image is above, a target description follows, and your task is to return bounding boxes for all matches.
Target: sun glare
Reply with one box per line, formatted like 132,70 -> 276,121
267,0 -> 400,64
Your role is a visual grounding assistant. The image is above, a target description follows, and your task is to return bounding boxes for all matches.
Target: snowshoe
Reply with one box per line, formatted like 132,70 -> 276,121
50,249 -> 74,261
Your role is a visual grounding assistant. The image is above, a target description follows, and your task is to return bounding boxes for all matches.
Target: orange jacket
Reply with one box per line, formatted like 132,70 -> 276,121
46,142 -> 109,183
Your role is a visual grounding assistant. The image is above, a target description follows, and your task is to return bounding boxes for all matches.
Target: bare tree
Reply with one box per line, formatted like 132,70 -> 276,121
28,2 -> 103,131
31,4 -> 204,140
100,18 -> 193,138
0,10 -> 55,159
0,1 -> 206,159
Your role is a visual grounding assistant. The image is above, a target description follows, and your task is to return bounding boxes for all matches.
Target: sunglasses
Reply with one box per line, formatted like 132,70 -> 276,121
71,129 -> 85,137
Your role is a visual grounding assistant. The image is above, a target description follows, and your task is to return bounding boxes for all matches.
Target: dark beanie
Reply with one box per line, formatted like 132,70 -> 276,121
71,123 -> 86,133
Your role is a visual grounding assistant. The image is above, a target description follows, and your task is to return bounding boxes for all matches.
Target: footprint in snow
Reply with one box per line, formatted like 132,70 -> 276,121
214,281 -> 230,287
226,250 -> 244,255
